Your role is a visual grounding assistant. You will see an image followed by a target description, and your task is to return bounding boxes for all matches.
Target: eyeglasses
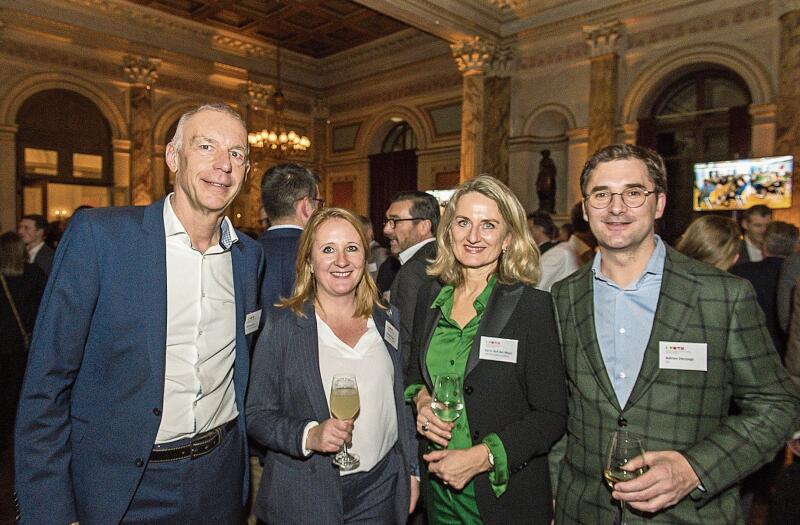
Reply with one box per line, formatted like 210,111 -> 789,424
382,217 -> 422,229
583,187 -> 657,209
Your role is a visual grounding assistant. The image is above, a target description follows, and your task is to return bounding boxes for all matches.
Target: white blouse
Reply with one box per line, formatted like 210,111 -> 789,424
316,314 -> 398,475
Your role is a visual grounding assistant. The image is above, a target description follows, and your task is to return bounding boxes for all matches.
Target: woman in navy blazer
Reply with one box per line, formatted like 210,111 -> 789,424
246,207 -> 418,525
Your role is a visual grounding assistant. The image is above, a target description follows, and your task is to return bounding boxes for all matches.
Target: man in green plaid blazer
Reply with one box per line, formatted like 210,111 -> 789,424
550,144 -> 799,524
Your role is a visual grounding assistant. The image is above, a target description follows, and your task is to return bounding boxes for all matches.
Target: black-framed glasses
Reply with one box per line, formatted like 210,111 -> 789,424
583,188 -> 657,209
382,217 -> 422,229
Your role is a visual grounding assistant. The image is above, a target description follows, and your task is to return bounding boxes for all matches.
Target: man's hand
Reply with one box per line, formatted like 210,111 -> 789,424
612,450 -> 699,513
305,419 -> 353,454
409,476 -> 420,514
423,446 -> 490,490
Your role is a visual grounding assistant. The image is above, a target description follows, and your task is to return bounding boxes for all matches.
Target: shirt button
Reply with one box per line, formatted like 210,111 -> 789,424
619,328 -> 626,334
617,372 -> 626,379
152,408 -> 161,416
198,330 -> 204,336
135,458 -> 144,467
193,401 -> 198,407
450,360 -> 455,365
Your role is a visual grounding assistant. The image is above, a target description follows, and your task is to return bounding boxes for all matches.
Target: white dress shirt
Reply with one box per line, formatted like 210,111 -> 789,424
27,241 -> 45,263
316,315 -> 398,475
537,242 -> 580,292
745,237 -> 764,262
156,194 -> 239,443
398,237 -> 436,265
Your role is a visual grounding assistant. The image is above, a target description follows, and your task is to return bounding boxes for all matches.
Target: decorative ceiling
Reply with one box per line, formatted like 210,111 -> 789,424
127,0 -> 411,58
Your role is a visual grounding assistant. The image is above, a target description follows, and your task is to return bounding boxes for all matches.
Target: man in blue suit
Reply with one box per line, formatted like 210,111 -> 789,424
15,103 -> 265,525
258,162 -> 321,307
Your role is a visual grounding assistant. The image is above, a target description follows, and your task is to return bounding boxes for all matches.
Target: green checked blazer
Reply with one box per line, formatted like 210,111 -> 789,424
550,245 -> 800,524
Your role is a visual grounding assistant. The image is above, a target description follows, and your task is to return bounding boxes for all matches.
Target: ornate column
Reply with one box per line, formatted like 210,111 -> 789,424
750,103 -> 777,157
566,127 -> 589,208
774,0 -> 800,223
483,46 -> 513,184
123,55 -> 160,206
312,98 -> 329,183
584,22 -> 623,156
112,138 -> 131,207
0,124 -> 18,230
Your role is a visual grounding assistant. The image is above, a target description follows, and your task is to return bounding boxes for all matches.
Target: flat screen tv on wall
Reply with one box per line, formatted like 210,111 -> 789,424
692,155 -> 793,211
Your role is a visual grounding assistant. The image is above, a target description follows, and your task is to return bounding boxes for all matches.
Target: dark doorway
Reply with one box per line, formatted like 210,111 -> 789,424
637,68 -> 752,243
369,122 -> 418,244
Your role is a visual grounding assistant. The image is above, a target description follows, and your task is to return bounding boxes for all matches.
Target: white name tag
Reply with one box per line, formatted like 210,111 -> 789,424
368,262 -> 378,273
659,341 -> 707,371
479,336 -> 518,363
244,309 -> 262,335
384,321 -> 399,350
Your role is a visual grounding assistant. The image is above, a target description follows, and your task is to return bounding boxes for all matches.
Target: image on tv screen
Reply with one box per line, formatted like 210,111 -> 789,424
692,155 -> 793,211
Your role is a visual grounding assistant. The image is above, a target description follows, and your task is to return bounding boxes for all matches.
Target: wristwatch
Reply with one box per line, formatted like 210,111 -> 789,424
483,443 -> 494,467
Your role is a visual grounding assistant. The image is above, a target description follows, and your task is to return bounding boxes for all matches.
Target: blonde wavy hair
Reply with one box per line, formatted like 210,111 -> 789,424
427,175 -> 541,287
676,215 -> 741,271
280,207 -> 382,318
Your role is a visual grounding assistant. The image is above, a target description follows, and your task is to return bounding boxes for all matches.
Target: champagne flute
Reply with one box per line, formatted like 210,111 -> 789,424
604,430 -> 648,525
431,374 -> 464,424
329,374 -> 360,471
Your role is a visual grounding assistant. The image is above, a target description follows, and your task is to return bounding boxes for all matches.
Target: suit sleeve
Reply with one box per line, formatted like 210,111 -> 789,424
14,213 -> 100,525
392,262 -> 427,383
787,285 -> 800,393
495,292 -> 568,471
777,255 -> 800,333
246,311 -> 316,459
682,279 -> 800,502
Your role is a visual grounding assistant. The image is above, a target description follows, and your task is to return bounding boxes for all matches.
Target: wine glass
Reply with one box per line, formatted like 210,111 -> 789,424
329,374 -> 360,471
604,430 -> 647,525
431,374 -> 464,424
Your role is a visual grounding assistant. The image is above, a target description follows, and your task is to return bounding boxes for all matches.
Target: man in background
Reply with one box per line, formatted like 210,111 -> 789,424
17,214 -> 53,275
359,214 -> 389,281
735,204 -> 772,265
527,210 -> 559,254
258,163 -> 321,307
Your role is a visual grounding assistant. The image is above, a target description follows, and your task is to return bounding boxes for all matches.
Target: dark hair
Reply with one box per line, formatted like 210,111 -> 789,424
764,221 -> 799,257
21,214 -> 48,231
260,163 -> 320,220
0,232 -> 26,277
580,144 -> 667,196
742,204 -> 773,222
390,190 -> 440,235
570,202 -> 591,233
527,210 -> 558,238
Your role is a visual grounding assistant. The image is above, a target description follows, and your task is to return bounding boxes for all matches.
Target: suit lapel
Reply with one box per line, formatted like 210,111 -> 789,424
142,199 -> 168,379
570,267 -> 622,412
420,282 -> 442,389
464,282 -> 524,378
231,241 -> 250,412
297,304 -> 331,421
625,248 -> 700,408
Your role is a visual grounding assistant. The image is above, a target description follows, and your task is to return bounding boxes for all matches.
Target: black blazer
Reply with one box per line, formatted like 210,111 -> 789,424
408,280 -> 567,525
258,227 -> 302,308
246,302 -> 416,525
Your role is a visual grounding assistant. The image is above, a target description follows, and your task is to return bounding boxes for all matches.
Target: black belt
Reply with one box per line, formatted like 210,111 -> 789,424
149,419 -> 237,463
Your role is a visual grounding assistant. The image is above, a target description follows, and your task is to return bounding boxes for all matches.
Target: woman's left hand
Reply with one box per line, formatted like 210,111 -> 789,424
423,445 -> 491,490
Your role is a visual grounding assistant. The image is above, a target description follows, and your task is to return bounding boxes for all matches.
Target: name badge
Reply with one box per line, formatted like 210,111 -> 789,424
368,262 -> 378,273
384,321 -> 399,350
659,341 -> 707,371
244,309 -> 262,335
479,336 -> 518,363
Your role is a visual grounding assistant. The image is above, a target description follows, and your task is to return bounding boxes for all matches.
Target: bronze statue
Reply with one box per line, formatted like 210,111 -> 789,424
536,149 -> 556,213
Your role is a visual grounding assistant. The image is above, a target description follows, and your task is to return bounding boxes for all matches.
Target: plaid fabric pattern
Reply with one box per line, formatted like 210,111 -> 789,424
550,246 -> 800,524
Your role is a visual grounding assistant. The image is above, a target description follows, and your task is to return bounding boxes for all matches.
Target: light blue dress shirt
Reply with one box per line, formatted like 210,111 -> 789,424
592,236 -> 666,408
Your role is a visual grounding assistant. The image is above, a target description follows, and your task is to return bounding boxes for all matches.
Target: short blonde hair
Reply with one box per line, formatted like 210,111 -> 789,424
280,207 -> 381,318
427,175 -> 541,287
676,215 -> 741,271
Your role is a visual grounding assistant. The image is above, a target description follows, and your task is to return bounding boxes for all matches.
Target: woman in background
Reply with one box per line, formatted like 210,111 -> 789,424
675,215 -> 741,271
407,175 -> 567,525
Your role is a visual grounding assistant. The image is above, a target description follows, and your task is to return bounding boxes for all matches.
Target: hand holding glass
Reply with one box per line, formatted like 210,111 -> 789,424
604,430 -> 648,525
330,374 -> 360,470
430,374 -> 464,423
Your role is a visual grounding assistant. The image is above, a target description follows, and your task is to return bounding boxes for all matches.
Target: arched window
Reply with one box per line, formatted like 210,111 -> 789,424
381,122 -> 416,153
17,89 -> 113,222
640,68 -> 752,242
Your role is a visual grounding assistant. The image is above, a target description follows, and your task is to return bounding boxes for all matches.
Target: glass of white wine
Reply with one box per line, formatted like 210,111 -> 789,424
329,374 -> 360,471
431,374 -> 464,425
604,430 -> 648,525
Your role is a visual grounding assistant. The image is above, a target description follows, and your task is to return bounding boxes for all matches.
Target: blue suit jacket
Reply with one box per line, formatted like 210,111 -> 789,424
258,227 -> 302,307
246,302 -> 416,525
14,199 -> 266,525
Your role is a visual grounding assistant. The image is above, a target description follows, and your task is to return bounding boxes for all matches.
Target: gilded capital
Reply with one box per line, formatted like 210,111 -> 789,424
488,0 -> 526,7
451,37 -> 496,75
488,46 -> 514,77
245,81 -> 275,109
123,55 -> 161,87
583,21 -> 624,57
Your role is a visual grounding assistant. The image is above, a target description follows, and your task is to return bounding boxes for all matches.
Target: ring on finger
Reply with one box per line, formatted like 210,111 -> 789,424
422,419 -> 430,432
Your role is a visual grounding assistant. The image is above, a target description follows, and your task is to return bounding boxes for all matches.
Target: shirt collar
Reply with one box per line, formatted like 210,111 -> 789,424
431,273 -> 497,314
592,235 -> 666,287
267,224 -> 303,231
163,193 -> 238,250
399,237 -> 436,265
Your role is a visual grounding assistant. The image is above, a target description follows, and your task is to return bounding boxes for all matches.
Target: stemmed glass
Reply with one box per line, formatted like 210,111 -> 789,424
431,374 -> 465,424
604,430 -> 647,525
329,374 -> 360,471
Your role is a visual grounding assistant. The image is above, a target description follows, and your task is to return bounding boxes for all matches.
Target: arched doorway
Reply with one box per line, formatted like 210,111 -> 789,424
368,121 -> 418,244
637,68 -> 752,243
16,89 -> 113,223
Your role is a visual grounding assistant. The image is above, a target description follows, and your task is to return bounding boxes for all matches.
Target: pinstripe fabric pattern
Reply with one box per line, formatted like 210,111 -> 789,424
551,246 -> 800,524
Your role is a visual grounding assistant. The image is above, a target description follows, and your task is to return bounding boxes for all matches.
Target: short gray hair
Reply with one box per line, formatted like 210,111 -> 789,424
169,103 -> 249,157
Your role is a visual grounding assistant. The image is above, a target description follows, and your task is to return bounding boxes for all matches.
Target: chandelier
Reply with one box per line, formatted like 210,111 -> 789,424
248,44 -> 310,155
